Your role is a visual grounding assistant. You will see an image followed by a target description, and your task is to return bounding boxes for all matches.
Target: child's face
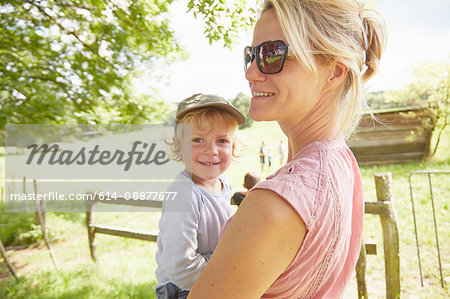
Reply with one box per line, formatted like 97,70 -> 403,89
180,119 -> 234,186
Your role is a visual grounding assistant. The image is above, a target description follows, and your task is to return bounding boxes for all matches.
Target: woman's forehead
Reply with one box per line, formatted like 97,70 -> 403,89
252,9 -> 286,46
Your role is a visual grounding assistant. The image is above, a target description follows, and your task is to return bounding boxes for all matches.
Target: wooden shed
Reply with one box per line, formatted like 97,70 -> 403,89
347,107 -> 436,165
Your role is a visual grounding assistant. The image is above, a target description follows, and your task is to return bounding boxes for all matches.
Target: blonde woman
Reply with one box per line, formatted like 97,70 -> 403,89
189,0 -> 386,298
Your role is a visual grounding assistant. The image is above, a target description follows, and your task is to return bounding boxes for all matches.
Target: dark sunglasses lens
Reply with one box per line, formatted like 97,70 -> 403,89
244,47 -> 253,72
258,41 -> 286,74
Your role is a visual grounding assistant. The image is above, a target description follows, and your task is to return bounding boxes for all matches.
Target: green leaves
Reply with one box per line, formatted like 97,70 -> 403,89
231,92 -> 253,129
1,0 -> 181,138
0,0 -> 255,145
186,0 -> 257,48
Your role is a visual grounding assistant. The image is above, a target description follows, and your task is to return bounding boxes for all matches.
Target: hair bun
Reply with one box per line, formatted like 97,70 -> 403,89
361,9 -> 387,81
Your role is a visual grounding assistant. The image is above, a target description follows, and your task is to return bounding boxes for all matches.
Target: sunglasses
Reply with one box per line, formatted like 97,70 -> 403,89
244,40 -> 294,74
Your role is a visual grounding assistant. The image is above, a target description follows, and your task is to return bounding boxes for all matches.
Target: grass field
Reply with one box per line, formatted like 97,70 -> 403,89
0,122 -> 449,298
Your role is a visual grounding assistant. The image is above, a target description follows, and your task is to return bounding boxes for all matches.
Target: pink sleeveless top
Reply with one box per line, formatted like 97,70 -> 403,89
221,137 -> 364,298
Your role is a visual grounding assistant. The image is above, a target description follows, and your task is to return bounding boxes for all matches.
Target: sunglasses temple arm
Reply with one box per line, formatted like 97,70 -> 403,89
287,46 -> 295,57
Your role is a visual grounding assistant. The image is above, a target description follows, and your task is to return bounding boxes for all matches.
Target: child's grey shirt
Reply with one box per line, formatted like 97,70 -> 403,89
155,171 -> 232,290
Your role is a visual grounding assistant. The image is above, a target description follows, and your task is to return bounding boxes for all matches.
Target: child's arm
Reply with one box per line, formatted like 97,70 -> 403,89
158,185 -> 209,290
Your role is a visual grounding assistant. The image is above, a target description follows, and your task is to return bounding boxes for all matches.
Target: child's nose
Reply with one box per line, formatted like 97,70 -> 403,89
204,141 -> 218,155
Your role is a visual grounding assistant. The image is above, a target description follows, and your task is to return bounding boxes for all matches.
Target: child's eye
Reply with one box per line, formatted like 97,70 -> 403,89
192,138 -> 204,143
218,139 -> 230,144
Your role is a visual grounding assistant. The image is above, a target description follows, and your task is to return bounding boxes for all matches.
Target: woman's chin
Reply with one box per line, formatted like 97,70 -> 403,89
249,108 -> 268,122
249,110 -> 274,122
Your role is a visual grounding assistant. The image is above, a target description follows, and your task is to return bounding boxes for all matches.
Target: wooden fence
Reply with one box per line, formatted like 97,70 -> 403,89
356,173 -> 400,299
86,197 -> 162,262
347,107 -> 436,165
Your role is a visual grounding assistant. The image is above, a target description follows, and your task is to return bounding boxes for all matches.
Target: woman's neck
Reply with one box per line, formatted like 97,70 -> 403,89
279,97 -> 341,161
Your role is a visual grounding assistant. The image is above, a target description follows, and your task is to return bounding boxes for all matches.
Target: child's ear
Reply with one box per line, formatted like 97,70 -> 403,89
176,150 -> 183,160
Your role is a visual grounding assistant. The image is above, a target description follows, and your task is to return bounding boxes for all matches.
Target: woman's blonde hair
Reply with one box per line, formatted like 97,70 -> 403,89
262,0 -> 386,136
168,107 -> 242,162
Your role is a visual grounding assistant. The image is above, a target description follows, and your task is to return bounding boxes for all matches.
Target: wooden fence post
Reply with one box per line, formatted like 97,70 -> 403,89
356,240 -> 368,299
0,240 -> 18,280
374,173 -> 400,299
22,177 -> 28,212
33,180 -> 46,230
33,180 -> 58,270
86,199 -> 97,262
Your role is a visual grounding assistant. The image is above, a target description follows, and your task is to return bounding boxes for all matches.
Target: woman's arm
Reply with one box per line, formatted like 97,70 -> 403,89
188,189 -> 307,298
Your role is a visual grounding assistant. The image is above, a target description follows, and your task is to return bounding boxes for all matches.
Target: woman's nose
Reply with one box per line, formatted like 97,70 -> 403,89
245,59 -> 266,83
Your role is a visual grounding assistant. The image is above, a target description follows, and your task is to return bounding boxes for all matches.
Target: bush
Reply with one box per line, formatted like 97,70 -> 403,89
0,210 -> 39,246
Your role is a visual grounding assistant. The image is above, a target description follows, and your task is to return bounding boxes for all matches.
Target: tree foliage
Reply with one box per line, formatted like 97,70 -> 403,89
0,0 -> 256,145
0,0 -> 180,128
187,0 -> 257,47
231,92 -> 253,129
408,62 -> 449,157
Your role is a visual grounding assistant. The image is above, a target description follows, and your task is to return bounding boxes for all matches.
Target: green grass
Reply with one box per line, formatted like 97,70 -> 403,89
0,212 -> 160,299
0,123 -> 449,298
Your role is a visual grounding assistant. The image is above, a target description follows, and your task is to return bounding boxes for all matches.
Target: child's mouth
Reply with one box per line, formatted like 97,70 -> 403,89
199,162 -> 219,166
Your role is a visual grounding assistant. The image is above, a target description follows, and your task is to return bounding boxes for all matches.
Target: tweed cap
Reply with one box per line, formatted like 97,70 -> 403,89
176,93 -> 246,125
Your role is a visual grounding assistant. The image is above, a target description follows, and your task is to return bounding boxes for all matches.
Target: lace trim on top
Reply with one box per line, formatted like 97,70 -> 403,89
305,150 -> 344,298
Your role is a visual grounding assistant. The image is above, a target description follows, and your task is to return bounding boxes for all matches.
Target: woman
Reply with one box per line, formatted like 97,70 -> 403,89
188,0 -> 386,298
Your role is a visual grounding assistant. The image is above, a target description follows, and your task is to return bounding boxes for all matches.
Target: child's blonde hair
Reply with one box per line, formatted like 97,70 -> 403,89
262,0 -> 386,137
169,107 -> 242,162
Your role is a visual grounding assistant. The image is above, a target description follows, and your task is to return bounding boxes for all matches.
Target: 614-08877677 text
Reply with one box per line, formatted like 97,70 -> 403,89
99,191 -> 178,201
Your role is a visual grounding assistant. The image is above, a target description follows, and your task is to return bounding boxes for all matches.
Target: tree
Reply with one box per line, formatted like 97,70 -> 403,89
231,92 -> 253,129
0,0 -> 256,145
382,62 -> 449,157
411,62 -> 449,157
0,0 -> 179,125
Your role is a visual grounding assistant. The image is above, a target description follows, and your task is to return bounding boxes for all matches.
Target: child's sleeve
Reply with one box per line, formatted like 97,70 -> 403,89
158,183 -> 208,290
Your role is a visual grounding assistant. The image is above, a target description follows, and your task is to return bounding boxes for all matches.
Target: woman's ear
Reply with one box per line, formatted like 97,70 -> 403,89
327,61 -> 348,85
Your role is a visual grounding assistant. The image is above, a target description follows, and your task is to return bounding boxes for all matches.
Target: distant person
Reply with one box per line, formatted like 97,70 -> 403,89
259,141 -> 266,172
231,172 -> 261,206
189,0 -> 386,297
279,140 -> 286,165
266,144 -> 274,170
155,93 -> 245,299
